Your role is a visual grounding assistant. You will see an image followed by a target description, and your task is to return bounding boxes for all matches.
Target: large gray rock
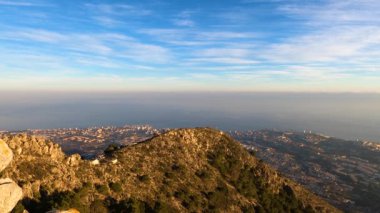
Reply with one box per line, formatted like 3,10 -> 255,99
0,139 -> 13,172
0,178 -> 23,213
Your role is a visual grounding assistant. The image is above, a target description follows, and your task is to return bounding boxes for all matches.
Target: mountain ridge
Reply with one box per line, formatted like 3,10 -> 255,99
1,128 -> 340,212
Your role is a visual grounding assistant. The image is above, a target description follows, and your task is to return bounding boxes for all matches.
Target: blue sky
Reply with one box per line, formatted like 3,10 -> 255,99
0,0 -> 379,92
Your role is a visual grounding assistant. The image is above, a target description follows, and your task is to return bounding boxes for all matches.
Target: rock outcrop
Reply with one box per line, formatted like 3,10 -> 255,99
0,139 -> 13,172
0,140 -> 23,213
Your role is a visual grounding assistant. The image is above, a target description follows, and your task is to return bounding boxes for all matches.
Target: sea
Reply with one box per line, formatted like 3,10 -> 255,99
0,92 -> 379,143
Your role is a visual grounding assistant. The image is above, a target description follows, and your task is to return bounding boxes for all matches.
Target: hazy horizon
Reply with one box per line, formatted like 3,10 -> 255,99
1,92 -> 379,143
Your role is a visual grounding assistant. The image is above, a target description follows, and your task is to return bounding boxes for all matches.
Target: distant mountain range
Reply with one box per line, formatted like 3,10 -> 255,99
0,128 -> 338,213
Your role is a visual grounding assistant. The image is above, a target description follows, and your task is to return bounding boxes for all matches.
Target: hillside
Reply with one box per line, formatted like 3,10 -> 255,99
231,130 -> 380,212
1,128 -> 340,213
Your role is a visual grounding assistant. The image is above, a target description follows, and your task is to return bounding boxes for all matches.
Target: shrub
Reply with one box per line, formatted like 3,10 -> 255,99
109,182 -> 123,193
90,200 -> 108,213
104,144 -> 120,156
138,175 -> 149,182
195,169 -> 211,179
96,184 -> 109,195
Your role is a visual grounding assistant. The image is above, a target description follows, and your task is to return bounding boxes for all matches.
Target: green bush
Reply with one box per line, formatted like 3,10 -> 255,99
109,182 -> 123,193
174,189 -> 202,211
96,184 -> 109,195
154,201 -> 175,213
195,169 -> 211,179
104,144 -> 120,156
90,200 -> 108,213
112,198 -> 152,213
138,175 -> 149,182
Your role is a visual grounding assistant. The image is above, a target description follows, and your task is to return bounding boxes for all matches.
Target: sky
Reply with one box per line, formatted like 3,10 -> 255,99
0,0 -> 379,92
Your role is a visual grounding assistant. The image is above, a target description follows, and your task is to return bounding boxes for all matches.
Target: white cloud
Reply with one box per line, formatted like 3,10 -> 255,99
84,3 -> 152,28
92,16 -> 122,27
196,47 -> 251,58
140,28 -> 255,47
84,3 -> 151,16
283,66 -> 354,80
138,29 -> 213,46
263,26 -> 380,63
0,29 -> 67,43
188,73 -> 219,79
280,0 -> 380,26
173,19 -> 194,27
0,1 -> 47,7
172,10 -> 196,27
119,43 -> 172,63
188,57 -> 258,65
196,31 -> 255,41
0,28 -> 172,64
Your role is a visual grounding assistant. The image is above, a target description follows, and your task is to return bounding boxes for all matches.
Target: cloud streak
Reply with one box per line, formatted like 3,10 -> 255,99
0,29 -> 172,64
0,0 -> 46,7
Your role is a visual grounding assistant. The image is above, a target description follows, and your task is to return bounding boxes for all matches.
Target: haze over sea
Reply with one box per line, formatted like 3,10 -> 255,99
1,92 -> 379,143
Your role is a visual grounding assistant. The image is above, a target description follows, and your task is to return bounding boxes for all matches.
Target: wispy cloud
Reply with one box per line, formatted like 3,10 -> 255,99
188,57 -> 258,65
92,16 -> 122,27
0,29 -> 66,43
140,28 -> 255,46
118,43 -> 171,63
186,46 -> 257,65
172,19 -> 194,27
196,47 -> 252,58
84,3 -> 152,28
172,10 -> 196,27
196,31 -> 255,40
0,28 -> 172,65
263,26 -> 380,63
0,0 -> 47,7
280,0 -> 380,26
84,3 -> 151,16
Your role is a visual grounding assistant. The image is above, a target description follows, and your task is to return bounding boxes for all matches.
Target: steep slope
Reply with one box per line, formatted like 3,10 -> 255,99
1,128 -> 340,213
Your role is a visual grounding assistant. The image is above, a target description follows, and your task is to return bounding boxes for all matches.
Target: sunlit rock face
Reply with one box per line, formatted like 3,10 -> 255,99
0,140 -> 23,213
0,178 -> 23,213
0,139 -> 13,172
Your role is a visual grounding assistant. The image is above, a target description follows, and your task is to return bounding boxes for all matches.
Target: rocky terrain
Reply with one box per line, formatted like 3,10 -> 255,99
0,128 -> 339,213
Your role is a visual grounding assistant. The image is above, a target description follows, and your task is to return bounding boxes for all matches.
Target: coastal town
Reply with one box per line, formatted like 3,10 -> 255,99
230,129 -> 380,213
25,125 -> 161,159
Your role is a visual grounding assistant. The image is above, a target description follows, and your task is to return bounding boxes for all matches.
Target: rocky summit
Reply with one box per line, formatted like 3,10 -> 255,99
1,128 -> 340,213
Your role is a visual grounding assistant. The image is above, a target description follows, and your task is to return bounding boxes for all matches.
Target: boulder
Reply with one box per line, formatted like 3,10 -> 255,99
0,139 -> 13,172
0,178 -> 23,213
90,159 -> 100,165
